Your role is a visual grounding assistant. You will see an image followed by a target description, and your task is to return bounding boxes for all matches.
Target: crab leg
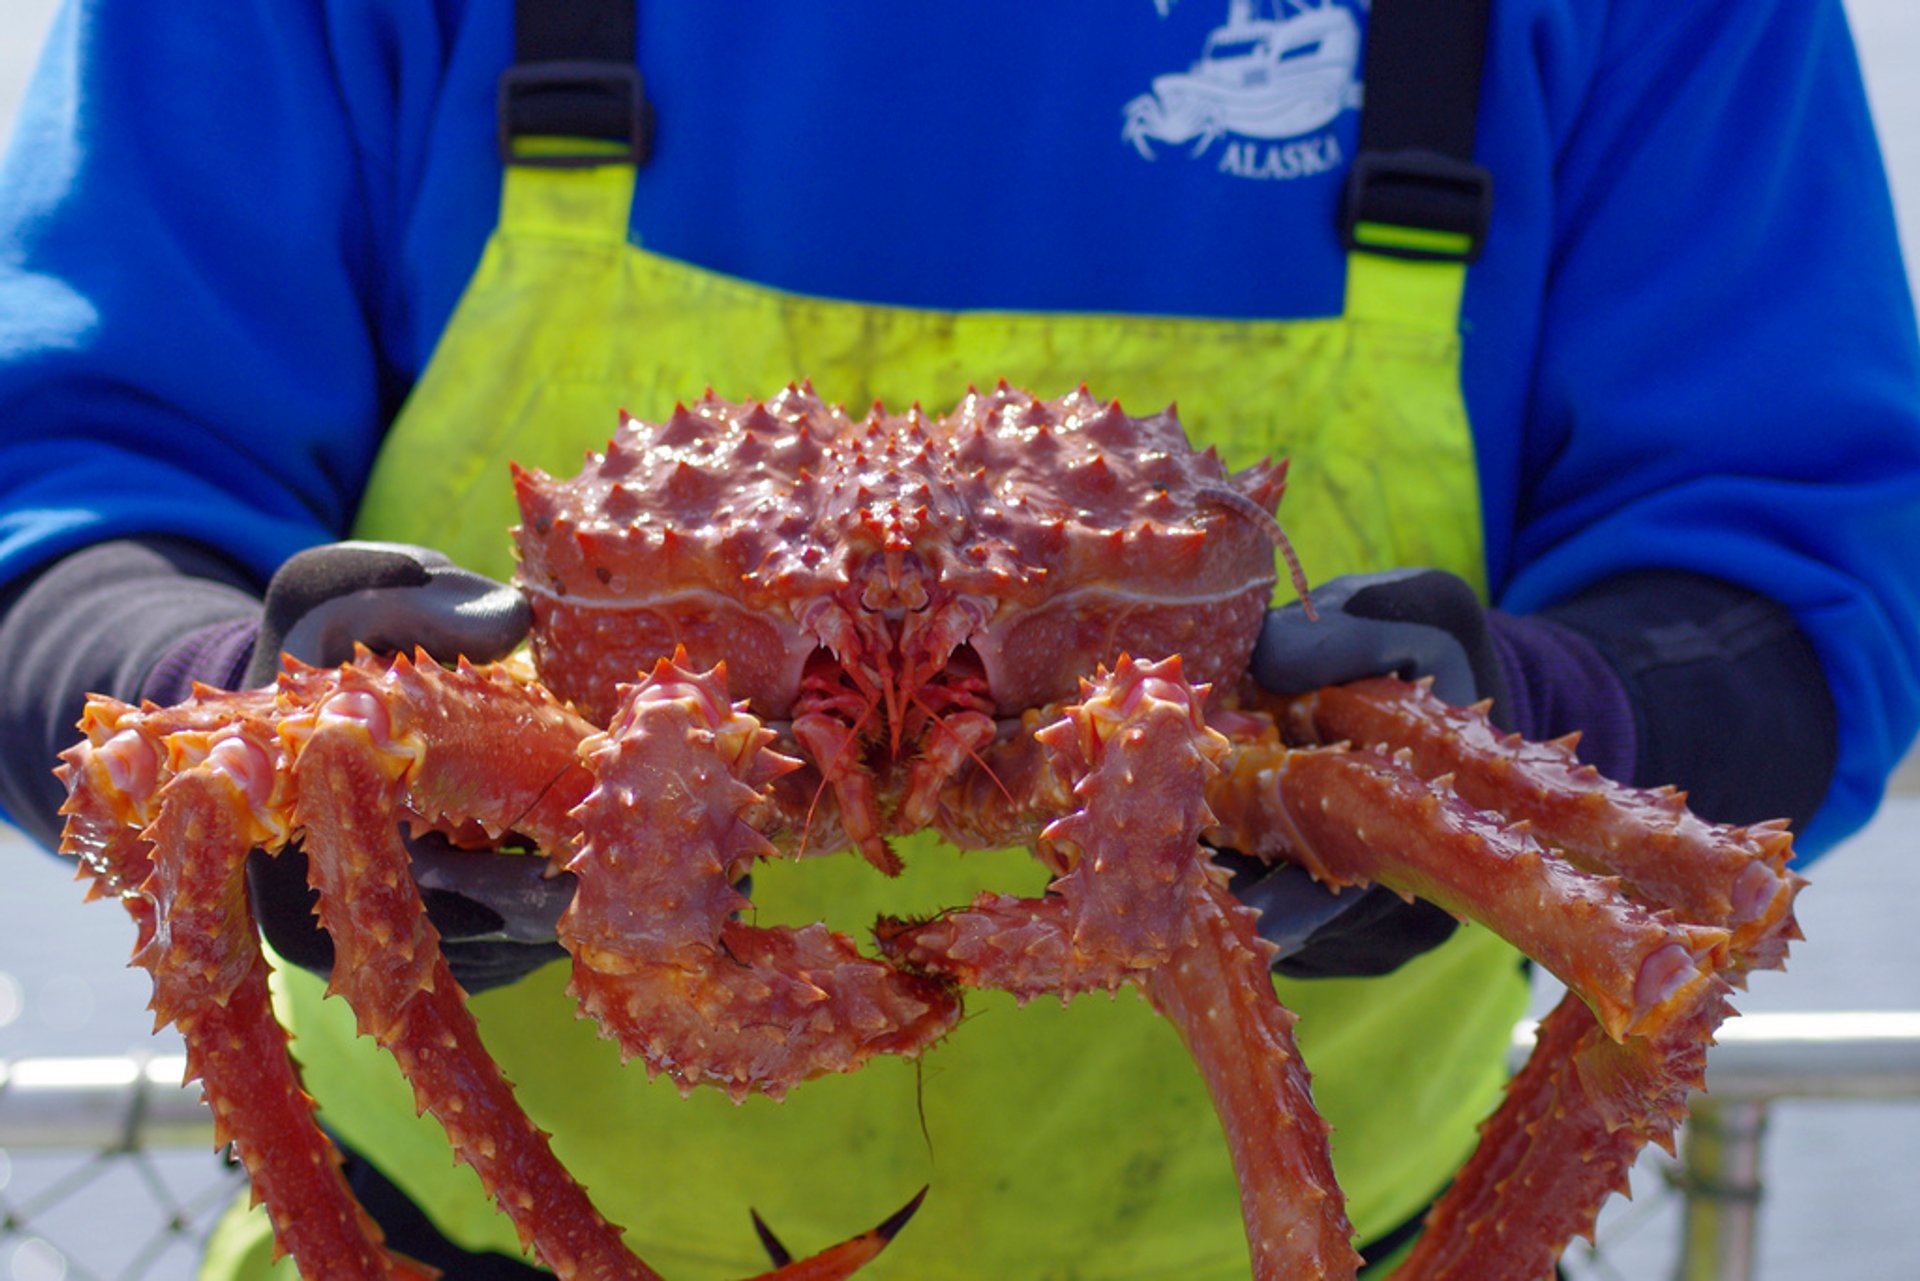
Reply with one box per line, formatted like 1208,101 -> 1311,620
1243,743 -> 1732,1042
1399,861 -> 1796,1281
59,705 -> 434,1280
286,689 -> 648,1280
1388,986 -> 1721,1280
560,654 -> 961,1100
287,657 -> 932,1279
1279,677 -> 1803,965
882,657 -> 1363,1281
1282,683 -> 1804,1281
1146,880 -> 1362,1281
1216,750 -> 1748,1280
1214,677 -> 1803,1280
288,651 -> 601,850
64,658 -> 918,1281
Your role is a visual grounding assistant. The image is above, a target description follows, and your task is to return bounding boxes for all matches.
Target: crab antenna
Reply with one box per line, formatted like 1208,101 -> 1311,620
1274,524 -> 1316,621
1194,483 -> 1316,620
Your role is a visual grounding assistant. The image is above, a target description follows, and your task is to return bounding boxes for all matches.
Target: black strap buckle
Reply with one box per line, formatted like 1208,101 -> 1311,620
1341,150 -> 1493,263
497,61 -> 651,168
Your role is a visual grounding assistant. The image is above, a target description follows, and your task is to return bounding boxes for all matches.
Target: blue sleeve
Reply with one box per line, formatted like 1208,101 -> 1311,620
0,0 -> 445,588
1485,0 -> 1920,855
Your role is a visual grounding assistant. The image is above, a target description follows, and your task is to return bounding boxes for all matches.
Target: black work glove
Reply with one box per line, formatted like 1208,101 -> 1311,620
250,833 -> 575,995
1234,568 -> 1505,979
239,541 -> 572,994
241,540 -> 533,687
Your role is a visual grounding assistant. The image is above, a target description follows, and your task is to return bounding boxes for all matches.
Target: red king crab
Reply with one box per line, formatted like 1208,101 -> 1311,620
57,384 -> 1802,1280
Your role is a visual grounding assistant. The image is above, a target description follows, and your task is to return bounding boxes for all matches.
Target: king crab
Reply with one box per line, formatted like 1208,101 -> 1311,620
57,384 -> 1801,1280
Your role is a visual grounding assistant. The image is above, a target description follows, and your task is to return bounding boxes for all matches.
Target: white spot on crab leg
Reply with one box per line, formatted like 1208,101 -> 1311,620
1729,861 -> 1784,925
205,737 -> 276,810
1633,942 -> 1704,1016
97,730 -> 159,798
318,690 -> 393,742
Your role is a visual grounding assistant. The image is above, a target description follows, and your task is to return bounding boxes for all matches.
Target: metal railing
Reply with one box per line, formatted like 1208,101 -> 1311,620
5,1012 -> 1920,1280
1660,1012 -> 1920,1281
1,1053 -> 215,1152
1512,1010 -> 1920,1281
0,1053 -> 243,1281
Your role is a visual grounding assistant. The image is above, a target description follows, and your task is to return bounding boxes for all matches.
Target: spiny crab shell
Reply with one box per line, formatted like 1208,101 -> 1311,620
512,382 -> 1288,725
56,382 -> 1803,1281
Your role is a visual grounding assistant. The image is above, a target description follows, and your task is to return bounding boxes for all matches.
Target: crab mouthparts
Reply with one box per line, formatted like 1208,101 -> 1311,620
788,596 -> 1001,874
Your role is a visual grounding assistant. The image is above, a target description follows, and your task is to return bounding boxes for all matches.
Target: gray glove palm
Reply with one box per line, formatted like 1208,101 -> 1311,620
1233,568 -> 1503,979
1250,567 -> 1508,709
243,540 -> 532,685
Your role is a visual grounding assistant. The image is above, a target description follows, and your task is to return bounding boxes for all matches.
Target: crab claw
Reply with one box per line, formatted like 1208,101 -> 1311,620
746,1187 -> 929,1281
561,652 -> 962,1099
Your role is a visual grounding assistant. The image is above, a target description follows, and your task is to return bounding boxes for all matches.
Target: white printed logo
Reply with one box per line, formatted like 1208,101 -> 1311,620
1123,0 -> 1363,180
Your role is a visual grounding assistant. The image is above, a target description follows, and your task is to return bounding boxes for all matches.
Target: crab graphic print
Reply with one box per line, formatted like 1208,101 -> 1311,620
1124,0 -> 1364,181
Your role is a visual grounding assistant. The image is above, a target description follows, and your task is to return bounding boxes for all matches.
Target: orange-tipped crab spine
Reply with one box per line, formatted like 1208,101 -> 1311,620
59,653 -> 930,1281
61,701 -> 437,1279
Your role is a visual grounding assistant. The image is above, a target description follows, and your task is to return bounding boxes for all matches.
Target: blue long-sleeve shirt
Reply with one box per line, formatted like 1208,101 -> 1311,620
3,0 -> 1917,853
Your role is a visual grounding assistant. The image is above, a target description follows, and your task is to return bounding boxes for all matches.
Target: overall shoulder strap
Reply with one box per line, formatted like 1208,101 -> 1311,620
1342,0 -> 1495,263
498,0 -> 650,168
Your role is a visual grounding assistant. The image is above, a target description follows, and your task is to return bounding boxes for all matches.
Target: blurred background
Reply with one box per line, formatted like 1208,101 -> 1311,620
2,2 -> 1917,1279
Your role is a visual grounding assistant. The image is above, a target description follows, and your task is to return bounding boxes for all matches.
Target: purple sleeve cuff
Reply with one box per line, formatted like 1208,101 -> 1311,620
138,616 -> 260,706
0,538 -> 260,850
1525,571 -> 1835,832
1487,611 -> 1638,784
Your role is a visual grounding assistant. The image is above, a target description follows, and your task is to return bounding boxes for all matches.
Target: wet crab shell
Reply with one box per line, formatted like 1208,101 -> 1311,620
511,382 -> 1288,724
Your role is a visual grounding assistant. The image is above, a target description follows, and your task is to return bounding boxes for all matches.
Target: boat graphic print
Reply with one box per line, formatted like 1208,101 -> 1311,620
1124,0 -> 1363,160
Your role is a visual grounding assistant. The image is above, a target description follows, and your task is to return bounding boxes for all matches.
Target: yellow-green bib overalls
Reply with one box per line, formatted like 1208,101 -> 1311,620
204,143 -> 1527,1281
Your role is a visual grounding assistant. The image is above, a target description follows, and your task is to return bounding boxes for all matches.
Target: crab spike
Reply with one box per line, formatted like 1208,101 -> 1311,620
1234,455 -> 1289,514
